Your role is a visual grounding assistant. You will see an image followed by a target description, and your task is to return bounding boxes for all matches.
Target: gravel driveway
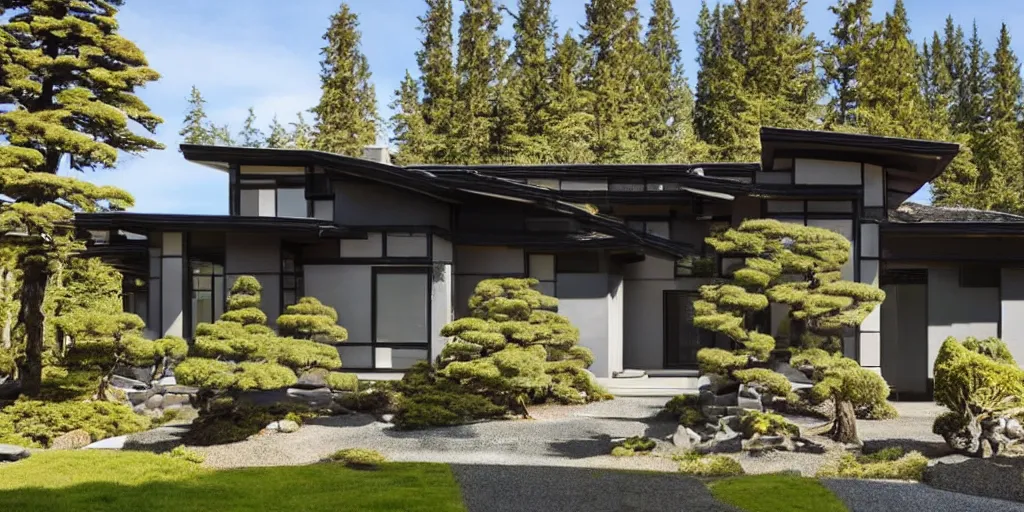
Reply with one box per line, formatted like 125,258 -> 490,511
823,479 -> 1024,512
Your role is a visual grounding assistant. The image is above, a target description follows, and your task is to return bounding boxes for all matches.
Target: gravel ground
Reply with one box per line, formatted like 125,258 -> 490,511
452,464 -> 741,512
823,479 -> 1024,512
193,397 -> 681,472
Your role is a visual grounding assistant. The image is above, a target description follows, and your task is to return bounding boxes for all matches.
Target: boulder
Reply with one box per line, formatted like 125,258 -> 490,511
164,385 -> 199,395
701,405 -> 726,419
0,444 -> 29,462
295,371 -> 329,390
162,394 -> 191,408
698,390 -> 715,406
380,414 -> 395,424
696,376 -> 714,392
737,395 -> 764,412
113,365 -> 155,385
266,420 -> 300,433
705,429 -> 742,453
1007,419 -> 1024,440
83,435 -> 127,450
719,415 -> 741,433
672,425 -> 702,449
144,394 -> 164,410
743,434 -> 795,453
51,429 -> 92,450
127,389 -> 155,406
156,375 -> 176,387
286,387 -> 333,408
712,392 -> 739,407
110,375 -> 149,391
792,436 -> 826,454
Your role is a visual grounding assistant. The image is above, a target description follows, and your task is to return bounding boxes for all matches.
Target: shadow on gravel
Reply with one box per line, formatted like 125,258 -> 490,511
824,478 -> 1024,512
380,424 -> 482,440
304,414 -> 377,429
862,438 -> 952,458
924,455 -> 1024,504
547,434 -> 616,458
450,463 -> 740,512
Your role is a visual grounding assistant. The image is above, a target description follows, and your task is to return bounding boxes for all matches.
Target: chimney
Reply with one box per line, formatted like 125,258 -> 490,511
362,146 -> 391,165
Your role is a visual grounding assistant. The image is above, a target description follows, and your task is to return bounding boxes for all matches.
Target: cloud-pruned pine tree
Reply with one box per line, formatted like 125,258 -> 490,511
0,0 -> 163,397
312,2 -> 379,156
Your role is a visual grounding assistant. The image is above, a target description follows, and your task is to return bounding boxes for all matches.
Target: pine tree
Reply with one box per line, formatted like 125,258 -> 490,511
312,3 -> 379,156
921,32 -> 954,127
694,2 -> 755,161
0,0 -> 163,397
961,22 -> 993,139
822,0 -> 874,127
417,0 -> 458,163
180,86 -> 216,145
495,0 -> 554,163
546,32 -> 596,163
451,0 -> 504,164
853,0 -> 926,138
238,107 -> 264,148
390,71 -> 434,165
581,0 -> 649,163
973,24 -> 1024,213
943,17 -> 970,132
289,112 -> 315,149
265,115 -> 291,148
734,0 -> 821,132
644,0 -> 697,163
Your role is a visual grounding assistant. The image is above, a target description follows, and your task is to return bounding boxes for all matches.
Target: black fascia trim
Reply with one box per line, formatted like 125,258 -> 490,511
880,223 -> 1024,236
74,212 -> 364,239
411,161 -> 762,178
760,127 -> 960,156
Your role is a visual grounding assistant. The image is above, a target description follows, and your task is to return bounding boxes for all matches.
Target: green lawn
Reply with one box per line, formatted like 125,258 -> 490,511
0,451 -> 467,512
709,474 -> 848,512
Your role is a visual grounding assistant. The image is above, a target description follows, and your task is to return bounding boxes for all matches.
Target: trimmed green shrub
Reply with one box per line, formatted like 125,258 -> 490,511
611,446 -> 637,457
738,410 -> 800,438
810,361 -> 890,444
857,400 -> 899,420
676,452 -> 745,477
696,348 -> 749,375
962,336 -> 1016,365
326,372 -> 359,392
277,297 -> 348,344
0,349 -> 14,376
664,395 -> 705,427
177,277 -> 345,410
0,399 -> 150,447
167,445 -> 205,464
734,368 -> 792,396
393,389 -> 507,430
620,436 -> 655,452
328,448 -> 387,468
816,450 -> 927,481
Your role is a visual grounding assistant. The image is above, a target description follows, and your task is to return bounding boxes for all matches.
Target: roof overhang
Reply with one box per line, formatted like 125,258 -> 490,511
760,127 -> 960,204
880,222 -> 1024,236
75,212 -> 363,239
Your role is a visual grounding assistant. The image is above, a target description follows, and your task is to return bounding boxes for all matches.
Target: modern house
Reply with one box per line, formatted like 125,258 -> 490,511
76,127 -> 1024,398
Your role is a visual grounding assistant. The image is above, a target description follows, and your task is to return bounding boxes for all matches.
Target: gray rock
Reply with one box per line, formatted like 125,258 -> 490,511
720,415 -> 741,433
701,405 -> 726,418
162,394 -> 190,408
110,375 -> 149,391
737,395 -> 764,412
712,392 -> 738,406
696,376 -> 714,392
698,390 -> 715,406
738,384 -> 760,400
793,436 -> 826,454
0,444 -> 29,462
707,429 -> 742,453
272,419 -> 300,433
144,394 -> 164,410
726,406 -> 753,416
156,375 -> 176,386
1006,419 -> 1024,440
164,385 -> 199,395
380,414 -> 395,424
51,429 -> 92,450
672,425 -> 701,449
127,389 -> 155,406
286,387 -> 333,408
83,435 -> 127,450
113,365 -> 155,384
743,434 -> 795,453
295,371 -> 328,390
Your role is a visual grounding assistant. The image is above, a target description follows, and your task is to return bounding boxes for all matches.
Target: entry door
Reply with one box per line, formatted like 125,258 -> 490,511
881,271 -> 929,397
664,291 -> 712,368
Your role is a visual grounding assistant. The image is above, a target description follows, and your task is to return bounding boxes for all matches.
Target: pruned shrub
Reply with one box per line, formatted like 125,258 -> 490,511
676,452 -> 745,477
857,400 -> 899,420
932,336 -> 1024,455
696,348 -> 748,376
393,389 -> 507,430
664,395 -> 704,428
167,445 -> 205,464
277,297 -> 348,344
734,368 -> 792,397
612,436 -> 655,456
810,362 -> 890,444
816,449 -> 927,481
0,399 -> 150,448
0,349 -> 15,377
962,336 -> 1016,365
326,372 -> 359,392
328,448 -> 387,469
738,410 -> 799,438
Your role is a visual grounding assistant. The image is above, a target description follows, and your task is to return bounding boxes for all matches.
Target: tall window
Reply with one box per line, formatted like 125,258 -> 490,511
281,248 -> 303,308
190,260 -> 224,334
371,268 -> 429,370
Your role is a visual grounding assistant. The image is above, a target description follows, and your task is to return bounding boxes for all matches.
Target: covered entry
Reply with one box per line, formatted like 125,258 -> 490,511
880,269 -> 929,398
663,291 -> 714,368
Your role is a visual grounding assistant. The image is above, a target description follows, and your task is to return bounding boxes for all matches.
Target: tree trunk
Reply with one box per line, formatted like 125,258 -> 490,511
18,257 -> 48,397
830,398 -> 859,444
1,268 -> 12,350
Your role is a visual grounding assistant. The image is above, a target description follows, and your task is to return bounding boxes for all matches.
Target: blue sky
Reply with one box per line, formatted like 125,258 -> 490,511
93,0 -> 1024,214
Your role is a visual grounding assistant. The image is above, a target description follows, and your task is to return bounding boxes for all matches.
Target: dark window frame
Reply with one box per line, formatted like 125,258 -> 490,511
555,251 -> 601,274
350,266 -> 433,371
960,265 -> 1000,288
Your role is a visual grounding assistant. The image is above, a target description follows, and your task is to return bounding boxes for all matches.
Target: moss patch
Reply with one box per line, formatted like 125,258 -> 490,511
710,474 -> 847,512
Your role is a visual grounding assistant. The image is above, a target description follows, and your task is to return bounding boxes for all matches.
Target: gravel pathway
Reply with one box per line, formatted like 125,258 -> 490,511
823,479 -> 1024,512
451,464 -> 740,512
193,397 -> 680,471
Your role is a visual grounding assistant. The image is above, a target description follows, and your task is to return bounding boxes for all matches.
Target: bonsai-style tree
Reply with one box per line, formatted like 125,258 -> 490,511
56,310 -> 186,400
277,297 -> 348,344
437,278 -> 607,412
174,277 -> 344,409
933,336 -> 1024,456
694,219 -> 889,444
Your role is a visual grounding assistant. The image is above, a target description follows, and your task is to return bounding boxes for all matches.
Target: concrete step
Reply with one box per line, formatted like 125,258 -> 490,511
597,376 -> 699,397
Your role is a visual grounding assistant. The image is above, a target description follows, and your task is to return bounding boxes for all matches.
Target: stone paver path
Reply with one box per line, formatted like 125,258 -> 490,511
451,464 -> 740,512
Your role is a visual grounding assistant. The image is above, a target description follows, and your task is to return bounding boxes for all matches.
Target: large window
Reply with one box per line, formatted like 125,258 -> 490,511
190,259 -> 224,334
369,268 -> 430,370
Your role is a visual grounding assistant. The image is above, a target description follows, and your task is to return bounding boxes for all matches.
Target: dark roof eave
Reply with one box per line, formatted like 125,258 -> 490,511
759,127 -> 960,156
74,212 -> 363,239
880,222 -> 1024,236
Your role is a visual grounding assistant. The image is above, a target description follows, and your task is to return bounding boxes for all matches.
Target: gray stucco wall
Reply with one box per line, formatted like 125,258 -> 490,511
432,263 -> 454,363
225,233 -> 281,326
556,273 -> 616,377
1001,268 -> 1024,365
334,181 -> 450,228
927,266 -> 999,377
453,245 -> 525,318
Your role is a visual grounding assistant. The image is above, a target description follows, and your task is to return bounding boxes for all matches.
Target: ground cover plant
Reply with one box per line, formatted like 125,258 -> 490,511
709,474 -> 847,512
0,451 -> 466,512
675,452 -> 745,476
816,447 -> 927,481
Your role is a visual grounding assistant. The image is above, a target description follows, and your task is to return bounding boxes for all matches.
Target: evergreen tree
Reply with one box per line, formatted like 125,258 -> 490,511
238,107 -> 265,148
943,18 -> 970,132
390,71 -> 433,165
312,2 -> 379,156
0,0 -> 163,397
581,0 -> 649,163
451,0 -> 504,164
694,2 -> 755,161
546,32 -> 596,163
496,0 -> 554,163
960,22 -> 993,138
734,0 -> 821,132
852,0 -> 926,138
644,0 -> 698,162
264,115 -> 291,149
416,0 -> 458,163
921,32 -> 954,127
822,0 -> 874,127
180,86 -> 216,145
289,112 -> 315,149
